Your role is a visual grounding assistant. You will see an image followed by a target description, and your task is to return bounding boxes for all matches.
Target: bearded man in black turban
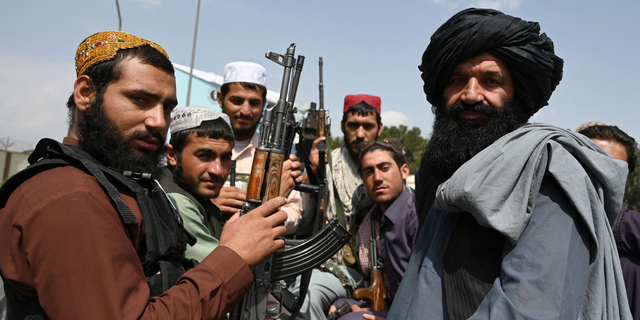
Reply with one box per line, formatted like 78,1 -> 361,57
387,8 -> 632,320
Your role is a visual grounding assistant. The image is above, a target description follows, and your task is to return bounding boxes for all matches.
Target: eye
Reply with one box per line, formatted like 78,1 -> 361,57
250,99 -> 264,108
347,123 -> 359,130
131,96 -> 146,104
449,77 -> 466,85
229,97 -> 244,106
364,124 -> 375,130
197,153 -> 212,161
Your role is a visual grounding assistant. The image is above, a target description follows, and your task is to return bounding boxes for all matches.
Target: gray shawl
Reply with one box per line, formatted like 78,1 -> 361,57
435,123 -> 631,319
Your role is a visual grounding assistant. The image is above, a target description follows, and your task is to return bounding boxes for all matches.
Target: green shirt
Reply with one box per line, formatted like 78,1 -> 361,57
168,193 -> 220,262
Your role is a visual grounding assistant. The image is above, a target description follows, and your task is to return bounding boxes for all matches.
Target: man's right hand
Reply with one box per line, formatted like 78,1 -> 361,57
307,136 -> 328,176
219,197 -> 288,267
211,186 -> 246,220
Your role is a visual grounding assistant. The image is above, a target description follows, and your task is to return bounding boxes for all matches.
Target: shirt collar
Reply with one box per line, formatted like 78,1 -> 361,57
373,187 -> 413,225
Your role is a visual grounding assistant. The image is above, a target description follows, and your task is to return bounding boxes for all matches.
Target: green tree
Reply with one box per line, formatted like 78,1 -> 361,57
327,134 -> 344,151
378,125 -> 428,174
625,150 -> 640,211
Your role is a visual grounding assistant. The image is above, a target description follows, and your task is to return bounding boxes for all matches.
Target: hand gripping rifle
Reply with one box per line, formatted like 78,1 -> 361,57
230,44 -> 350,320
352,216 -> 387,311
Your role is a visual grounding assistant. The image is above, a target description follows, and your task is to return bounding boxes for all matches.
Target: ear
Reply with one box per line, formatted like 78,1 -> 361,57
400,163 -> 410,180
165,144 -> 179,166
74,75 -> 95,112
216,91 -> 224,110
377,122 -> 384,136
340,120 -> 345,134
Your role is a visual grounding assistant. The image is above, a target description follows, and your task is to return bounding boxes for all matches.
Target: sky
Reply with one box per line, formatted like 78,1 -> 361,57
2,0 -> 639,151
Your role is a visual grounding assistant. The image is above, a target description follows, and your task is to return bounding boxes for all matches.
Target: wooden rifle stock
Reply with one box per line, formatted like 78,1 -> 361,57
246,150 -> 268,201
352,267 -> 386,311
352,213 -> 387,311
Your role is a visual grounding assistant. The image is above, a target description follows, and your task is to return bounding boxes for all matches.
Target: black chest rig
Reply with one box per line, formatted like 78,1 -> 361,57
0,139 -> 198,319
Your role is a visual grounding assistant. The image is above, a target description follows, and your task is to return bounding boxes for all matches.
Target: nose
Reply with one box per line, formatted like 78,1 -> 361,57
356,126 -> 366,139
373,168 -> 384,182
207,158 -> 223,175
145,104 -> 168,133
239,101 -> 252,116
460,78 -> 484,105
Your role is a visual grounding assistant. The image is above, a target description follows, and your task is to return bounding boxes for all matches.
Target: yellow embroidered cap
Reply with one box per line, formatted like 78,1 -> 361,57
75,31 -> 169,77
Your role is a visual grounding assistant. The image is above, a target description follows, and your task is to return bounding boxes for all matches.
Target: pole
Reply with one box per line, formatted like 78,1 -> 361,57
115,0 -> 122,31
186,0 -> 202,106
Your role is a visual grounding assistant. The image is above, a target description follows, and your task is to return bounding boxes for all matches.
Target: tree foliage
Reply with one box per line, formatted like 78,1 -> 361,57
625,150 -> 640,211
378,125 -> 428,174
327,135 -> 344,151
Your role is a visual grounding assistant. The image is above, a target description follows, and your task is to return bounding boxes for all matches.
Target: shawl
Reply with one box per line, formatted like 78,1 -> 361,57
435,123 -> 631,319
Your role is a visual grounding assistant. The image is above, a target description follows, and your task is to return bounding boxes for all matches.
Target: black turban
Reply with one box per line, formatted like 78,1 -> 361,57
420,8 -> 564,117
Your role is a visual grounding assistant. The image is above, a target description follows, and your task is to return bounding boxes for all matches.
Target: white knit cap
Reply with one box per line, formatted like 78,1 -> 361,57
222,61 -> 267,87
170,106 -> 232,134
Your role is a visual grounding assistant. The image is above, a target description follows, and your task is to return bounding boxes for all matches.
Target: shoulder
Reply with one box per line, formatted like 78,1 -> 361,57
168,193 -> 201,216
3,164 -> 141,230
11,165 -> 109,206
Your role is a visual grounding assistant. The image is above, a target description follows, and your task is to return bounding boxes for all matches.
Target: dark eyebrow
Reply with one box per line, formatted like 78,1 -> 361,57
347,120 -> 376,126
195,148 -> 216,154
130,89 -> 178,106
376,161 -> 392,168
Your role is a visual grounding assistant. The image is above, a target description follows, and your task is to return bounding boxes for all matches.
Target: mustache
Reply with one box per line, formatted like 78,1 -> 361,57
207,174 -> 227,183
235,114 -> 253,120
448,101 -> 498,117
128,130 -> 165,146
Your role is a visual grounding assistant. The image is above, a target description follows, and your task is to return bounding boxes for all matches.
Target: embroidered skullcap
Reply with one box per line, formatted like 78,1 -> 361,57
222,61 -> 267,87
344,94 -> 381,114
75,31 -> 168,77
576,121 -> 609,133
420,8 -> 564,117
170,106 -> 232,135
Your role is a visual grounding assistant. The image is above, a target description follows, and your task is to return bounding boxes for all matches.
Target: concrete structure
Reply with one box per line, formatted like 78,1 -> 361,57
0,150 -> 31,182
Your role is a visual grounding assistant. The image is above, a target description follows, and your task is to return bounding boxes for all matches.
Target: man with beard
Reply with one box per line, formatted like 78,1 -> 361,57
159,107 -> 235,262
0,31 -> 288,319
293,94 -> 382,320
387,8 -> 632,320
214,61 -> 303,235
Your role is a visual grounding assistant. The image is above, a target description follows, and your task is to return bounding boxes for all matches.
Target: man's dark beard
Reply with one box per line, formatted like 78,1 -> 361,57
233,122 -> 259,140
420,100 -> 523,183
221,102 -> 259,139
171,161 -> 195,197
77,102 -> 165,176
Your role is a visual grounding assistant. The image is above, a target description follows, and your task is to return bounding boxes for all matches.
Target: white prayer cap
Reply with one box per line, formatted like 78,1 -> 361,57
170,106 -> 232,134
222,61 -> 267,87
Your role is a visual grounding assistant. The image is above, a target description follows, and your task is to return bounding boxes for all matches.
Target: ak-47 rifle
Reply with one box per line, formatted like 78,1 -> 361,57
315,57 -> 329,231
230,44 -> 350,320
352,216 -> 387,311
295,57 -> 330,239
